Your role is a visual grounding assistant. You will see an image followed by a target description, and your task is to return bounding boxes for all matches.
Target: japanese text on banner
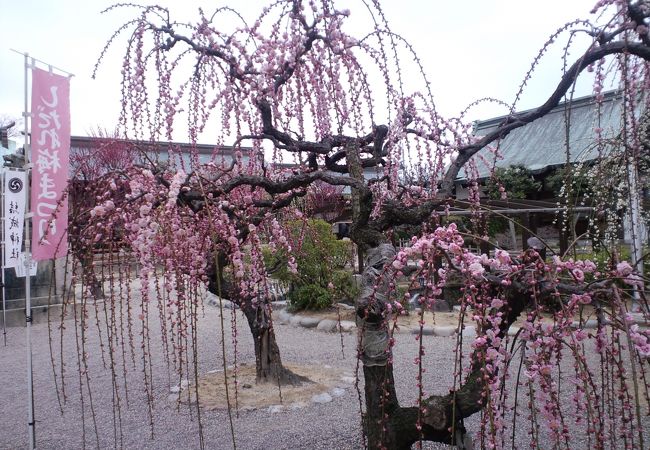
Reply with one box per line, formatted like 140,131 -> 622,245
30,67 -> 69,261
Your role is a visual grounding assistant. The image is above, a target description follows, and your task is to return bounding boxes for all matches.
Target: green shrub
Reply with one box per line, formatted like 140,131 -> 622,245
265,219 -> 358,311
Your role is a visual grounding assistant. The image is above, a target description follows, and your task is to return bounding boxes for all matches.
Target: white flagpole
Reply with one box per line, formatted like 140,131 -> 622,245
2,167 -> 6,346
23,51 -> 36,450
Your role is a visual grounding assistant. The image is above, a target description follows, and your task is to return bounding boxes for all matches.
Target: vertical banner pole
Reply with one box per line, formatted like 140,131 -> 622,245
23,52 -> 36,450
1,168 -> 6,346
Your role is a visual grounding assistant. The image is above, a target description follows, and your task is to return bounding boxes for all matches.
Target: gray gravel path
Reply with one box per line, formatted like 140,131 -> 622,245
1,296 -> 648,449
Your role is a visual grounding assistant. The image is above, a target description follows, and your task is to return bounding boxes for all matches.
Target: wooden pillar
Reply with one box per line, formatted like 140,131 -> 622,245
530,212 -> 538,236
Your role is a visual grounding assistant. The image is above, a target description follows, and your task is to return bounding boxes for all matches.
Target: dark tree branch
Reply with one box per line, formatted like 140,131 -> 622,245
439,40 -> 650,196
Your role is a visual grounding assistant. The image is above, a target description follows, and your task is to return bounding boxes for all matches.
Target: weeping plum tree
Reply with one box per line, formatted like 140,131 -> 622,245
63,0 -> 650,448
68,130 -> 139,300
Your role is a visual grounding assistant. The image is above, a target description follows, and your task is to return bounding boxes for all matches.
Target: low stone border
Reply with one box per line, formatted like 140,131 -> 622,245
266,377 -> 353,413
275,308 -> 358,333
209,295 -> 650,336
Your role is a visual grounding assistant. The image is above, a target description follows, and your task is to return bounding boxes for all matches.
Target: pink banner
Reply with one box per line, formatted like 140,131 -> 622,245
31,67 -> 69,261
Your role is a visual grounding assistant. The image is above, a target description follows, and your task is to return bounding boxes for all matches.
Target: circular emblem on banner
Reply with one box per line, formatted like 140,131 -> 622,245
8,177 -> 23,193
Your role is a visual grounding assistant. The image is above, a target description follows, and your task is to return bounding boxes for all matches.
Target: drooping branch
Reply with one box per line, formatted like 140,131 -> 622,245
440,40 -> 650,196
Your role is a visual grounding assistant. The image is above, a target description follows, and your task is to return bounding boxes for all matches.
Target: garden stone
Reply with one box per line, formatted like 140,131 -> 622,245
340,376 -> 356,384
571,319 -> 599,329
432,325 -> 456,337
460,325 -> 476,338
300,317 -> 321,328
317,319 -> 337,332
331,387 -> 346,397
410,326 -> 434,336
289,315 -> 303,326
338,320 -> 356,332
277,309 -> 292,324
628,313 -> 648,324
268,405 -> 284,413
311,393 -> 333,404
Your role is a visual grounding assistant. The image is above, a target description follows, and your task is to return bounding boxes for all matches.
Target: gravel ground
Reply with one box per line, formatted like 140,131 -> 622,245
1,292 -> 649,449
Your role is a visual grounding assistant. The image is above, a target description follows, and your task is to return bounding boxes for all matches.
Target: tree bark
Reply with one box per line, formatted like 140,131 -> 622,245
239,298 -> 308,385
77,247 -> 105,300
356,243 -> 533,449
207,255 -> 307,385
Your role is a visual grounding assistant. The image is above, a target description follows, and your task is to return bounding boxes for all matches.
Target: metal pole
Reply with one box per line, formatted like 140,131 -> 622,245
628,158 -> 644,309
23,52 -> 36,450
2,168 -> 6,346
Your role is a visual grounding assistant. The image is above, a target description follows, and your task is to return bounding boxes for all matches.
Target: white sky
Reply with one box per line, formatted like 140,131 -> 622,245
0,0 -> 602,143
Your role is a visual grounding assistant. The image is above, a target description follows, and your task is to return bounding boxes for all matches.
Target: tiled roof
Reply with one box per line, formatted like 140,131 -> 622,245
458,90 -> 625,180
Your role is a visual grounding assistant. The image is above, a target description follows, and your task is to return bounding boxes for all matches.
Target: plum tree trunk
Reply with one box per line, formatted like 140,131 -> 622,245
207,255 -> 307,386
77,247 -> 105,300
239,299 -> 308,385
356,242 -> 536,449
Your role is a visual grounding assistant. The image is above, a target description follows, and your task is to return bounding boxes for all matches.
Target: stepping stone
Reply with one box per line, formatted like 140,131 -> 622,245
317,319 -> 338,332
300,317 -> 321,328
311,393 -> 333,404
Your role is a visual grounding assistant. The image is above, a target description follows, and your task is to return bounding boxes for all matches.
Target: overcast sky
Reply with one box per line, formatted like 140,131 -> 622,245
0,0 -> 602,143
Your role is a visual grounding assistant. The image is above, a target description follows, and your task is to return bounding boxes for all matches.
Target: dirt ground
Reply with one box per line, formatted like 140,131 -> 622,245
178,363 -> 351,410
